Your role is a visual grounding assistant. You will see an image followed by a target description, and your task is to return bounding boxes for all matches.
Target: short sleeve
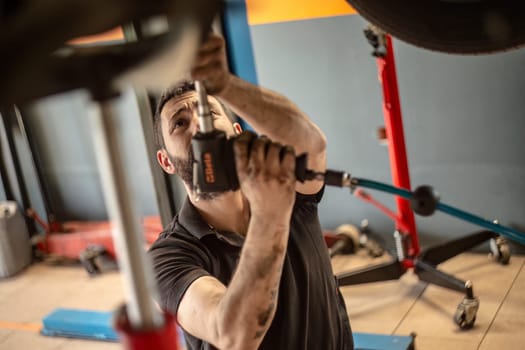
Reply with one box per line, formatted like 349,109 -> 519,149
148,233 -> 212,315
296,185 -> 325,204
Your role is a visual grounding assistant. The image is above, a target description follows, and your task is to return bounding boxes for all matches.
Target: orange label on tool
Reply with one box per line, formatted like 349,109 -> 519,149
204,153 -> 216,184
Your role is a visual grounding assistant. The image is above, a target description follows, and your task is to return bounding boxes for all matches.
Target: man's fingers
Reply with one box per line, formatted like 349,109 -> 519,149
199,33 -> 224,54
233,131 -> 256,176
193,46 -> 224,68
265,142 -> 282,175
248,136 -> 269,176
234,133 -> 296,184
191,60 -> 223,78
191,34 -> 229,94
280,146 -> 296,177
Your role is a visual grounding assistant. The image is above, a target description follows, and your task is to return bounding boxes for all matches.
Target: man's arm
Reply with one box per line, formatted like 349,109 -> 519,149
191,33 -> 327,194
178,218 -> 287,349
177,134 -> 296,349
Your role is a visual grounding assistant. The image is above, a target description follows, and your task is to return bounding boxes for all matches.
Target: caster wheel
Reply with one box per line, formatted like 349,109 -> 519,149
489,236 -> 511,265
454,297 -> 479,330
363,238 -> 385,258
335,224 -> 361,254
358,219 -> 385,258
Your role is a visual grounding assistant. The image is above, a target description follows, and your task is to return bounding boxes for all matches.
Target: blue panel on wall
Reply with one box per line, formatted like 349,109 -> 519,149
222,0 -> 259,86
222,0 -> 258,130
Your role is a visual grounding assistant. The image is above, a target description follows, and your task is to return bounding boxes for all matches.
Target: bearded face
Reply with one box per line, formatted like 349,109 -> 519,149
168,146 -> 221,201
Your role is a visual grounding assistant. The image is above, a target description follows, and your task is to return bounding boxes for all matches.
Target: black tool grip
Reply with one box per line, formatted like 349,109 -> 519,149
192,130 -> 239,193
192,131 -> 317,193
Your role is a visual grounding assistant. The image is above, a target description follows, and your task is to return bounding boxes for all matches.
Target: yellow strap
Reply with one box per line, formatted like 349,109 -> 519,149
246,0 -> 356,25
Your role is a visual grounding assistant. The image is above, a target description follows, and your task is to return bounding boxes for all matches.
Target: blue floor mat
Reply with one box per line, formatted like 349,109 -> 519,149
41,308 -> 119,341
42,308 -> 415,349
354,332 -> 415,350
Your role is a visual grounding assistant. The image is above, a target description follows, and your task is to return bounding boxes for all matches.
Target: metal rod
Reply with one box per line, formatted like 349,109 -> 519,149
122,23 -> 178,228
0,107 -> 36,233
13,106 -> 61,230
88,97 -> 164,330
0,111 -> 16,201
195,81 -> 214,133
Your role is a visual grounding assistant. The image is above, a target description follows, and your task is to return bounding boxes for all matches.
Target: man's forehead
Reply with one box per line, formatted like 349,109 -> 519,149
163,92 -> 221,116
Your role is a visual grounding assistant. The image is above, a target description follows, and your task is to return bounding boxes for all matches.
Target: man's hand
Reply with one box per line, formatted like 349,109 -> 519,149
234,131 -> 296,221
191,33 -> 230,95
192,37 -> 328,195
176,133 -> 295,350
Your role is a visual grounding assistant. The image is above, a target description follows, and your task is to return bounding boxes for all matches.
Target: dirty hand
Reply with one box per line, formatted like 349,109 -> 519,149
233,131 -> 296,220
191,33 -> 230,95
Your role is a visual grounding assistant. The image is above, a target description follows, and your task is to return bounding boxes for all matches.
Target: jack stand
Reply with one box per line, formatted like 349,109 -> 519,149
335,26 -> 516,329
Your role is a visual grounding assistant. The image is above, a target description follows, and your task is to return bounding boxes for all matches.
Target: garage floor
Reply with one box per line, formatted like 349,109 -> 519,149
0,249 -> 523,350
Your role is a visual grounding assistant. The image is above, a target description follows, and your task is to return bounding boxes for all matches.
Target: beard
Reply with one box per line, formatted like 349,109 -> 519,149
169,146 -> 222,201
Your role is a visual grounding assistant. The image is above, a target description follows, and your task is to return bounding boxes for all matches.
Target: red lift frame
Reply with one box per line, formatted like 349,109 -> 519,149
376,34 -> 419,263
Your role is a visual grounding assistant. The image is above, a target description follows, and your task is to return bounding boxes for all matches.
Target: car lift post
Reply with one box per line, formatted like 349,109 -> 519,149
88,95 -> 179,350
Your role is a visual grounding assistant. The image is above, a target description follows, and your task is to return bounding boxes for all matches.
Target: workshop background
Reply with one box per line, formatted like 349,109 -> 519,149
2,1 -> 525,350
2,0 -> 525,251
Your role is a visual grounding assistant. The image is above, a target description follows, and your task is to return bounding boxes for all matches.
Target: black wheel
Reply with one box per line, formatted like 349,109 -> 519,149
490,237 -> 511,265
346,0 -> 525,54
335,224 -> 361,254
498,244 -> 511,265
454,306 -> 477,330
454,297 -> 479,329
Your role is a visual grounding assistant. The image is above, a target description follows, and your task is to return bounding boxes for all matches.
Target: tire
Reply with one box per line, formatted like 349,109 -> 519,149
346,0 -> 525,54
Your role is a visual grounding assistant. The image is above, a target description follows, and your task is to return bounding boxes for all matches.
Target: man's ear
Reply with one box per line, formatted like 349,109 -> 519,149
233,122 -> 242,135
157,149 -> 176,175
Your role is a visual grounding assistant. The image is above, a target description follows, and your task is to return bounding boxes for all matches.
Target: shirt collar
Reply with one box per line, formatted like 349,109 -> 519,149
177,197 -> 245,247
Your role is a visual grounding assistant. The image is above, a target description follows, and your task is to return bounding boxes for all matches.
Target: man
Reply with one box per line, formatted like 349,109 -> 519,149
149,33 -> 353,349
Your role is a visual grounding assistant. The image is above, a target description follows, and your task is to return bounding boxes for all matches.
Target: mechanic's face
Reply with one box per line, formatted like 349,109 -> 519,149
156,91 -> 240,198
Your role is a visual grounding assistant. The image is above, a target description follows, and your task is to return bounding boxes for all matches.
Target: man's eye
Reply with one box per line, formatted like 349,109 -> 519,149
170,118 -> 188,132
210,111 -> 222,120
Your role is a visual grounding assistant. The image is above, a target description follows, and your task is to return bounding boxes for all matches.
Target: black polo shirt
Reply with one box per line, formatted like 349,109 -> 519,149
148,188 -> 353,350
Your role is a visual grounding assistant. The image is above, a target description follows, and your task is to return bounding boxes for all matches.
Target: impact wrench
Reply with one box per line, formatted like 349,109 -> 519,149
191,80 -> 314,194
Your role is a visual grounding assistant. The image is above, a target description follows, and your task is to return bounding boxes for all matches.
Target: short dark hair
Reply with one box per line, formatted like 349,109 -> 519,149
153,80 -> 196,148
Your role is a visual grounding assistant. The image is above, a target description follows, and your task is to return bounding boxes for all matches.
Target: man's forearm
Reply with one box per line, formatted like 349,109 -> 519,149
218,74 -> 326,157
214,216 -> 289,349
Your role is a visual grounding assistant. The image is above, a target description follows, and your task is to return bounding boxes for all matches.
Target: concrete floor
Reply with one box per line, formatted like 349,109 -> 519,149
335,249 -> 525,350
0,249 -> 523,349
